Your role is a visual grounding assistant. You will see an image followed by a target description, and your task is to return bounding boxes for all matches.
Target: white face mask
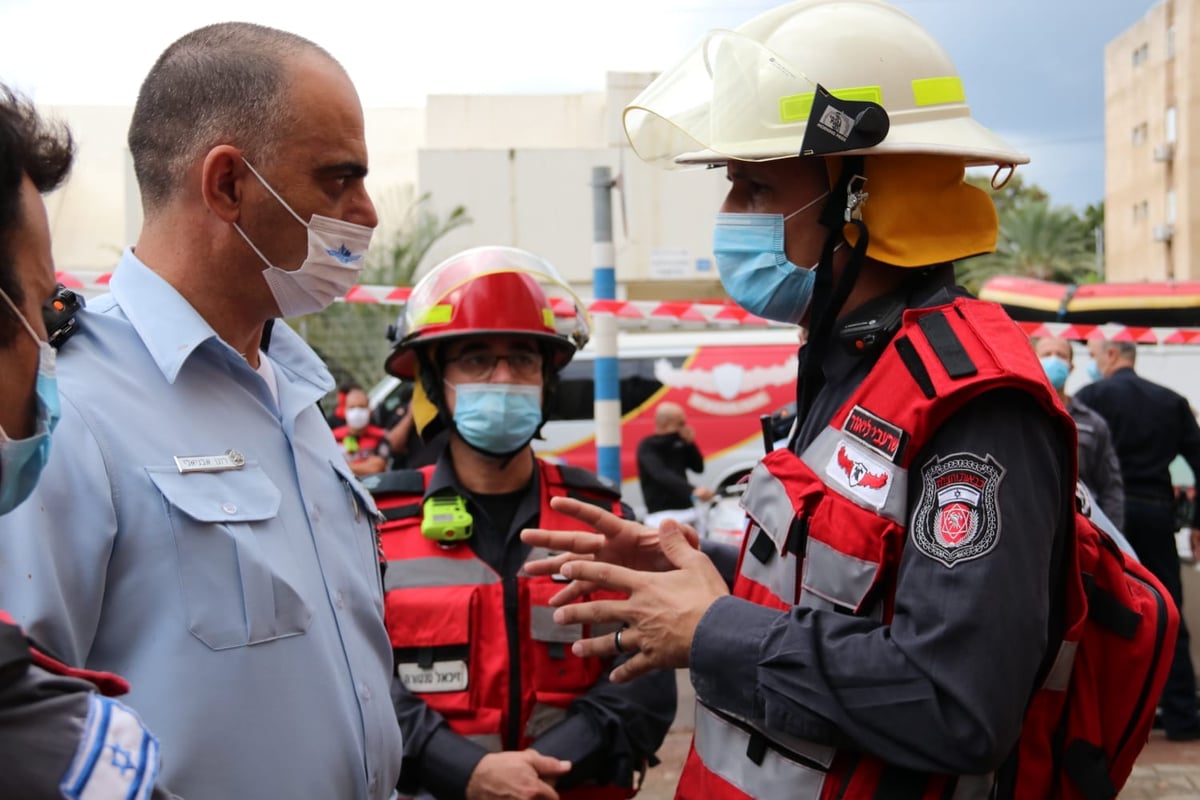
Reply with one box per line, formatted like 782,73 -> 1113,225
234,159 -> 374,318
344,407 -> 371,430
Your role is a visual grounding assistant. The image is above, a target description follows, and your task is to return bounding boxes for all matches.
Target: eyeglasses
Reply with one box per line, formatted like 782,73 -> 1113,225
445,351 -> 544,381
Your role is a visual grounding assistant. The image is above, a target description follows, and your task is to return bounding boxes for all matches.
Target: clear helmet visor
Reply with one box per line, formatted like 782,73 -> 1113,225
624,31 -> 874,170
623,28 -> 1026,171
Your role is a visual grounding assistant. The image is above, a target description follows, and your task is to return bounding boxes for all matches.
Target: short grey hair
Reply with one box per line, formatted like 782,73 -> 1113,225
1110,341 -> 1137,362
128,22 -> 337,213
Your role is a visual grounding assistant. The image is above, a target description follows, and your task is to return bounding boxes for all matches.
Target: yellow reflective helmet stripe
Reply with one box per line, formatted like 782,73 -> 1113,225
542,308 -> 555,329
417,304 -> 453,326
911,76 -> 965,107
778,77 -> 965,123
779,86 -> 883,123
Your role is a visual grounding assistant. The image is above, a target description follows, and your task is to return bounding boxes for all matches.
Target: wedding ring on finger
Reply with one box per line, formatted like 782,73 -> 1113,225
614,627 -> 628,654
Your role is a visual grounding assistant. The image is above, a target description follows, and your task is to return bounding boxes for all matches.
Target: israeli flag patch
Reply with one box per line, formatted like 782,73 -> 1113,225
60,694 -> 160,800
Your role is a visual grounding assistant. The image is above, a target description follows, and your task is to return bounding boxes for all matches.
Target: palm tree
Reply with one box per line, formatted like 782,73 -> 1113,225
959,198 -> 1098,293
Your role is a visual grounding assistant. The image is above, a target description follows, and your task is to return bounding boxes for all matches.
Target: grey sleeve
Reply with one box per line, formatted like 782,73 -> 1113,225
0,664 -> 177,799
391,674 -> 487,799
689,389 -> 1070,774
1090,418 -> 1126,530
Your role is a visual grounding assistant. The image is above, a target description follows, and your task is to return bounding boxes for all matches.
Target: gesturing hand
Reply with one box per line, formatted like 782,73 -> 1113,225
520,497 -> 700,602
552,522 -> 728,683
465,749 -> 571,800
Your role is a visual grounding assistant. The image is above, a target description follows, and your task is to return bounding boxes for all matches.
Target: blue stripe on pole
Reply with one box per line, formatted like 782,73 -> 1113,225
594,356 -> 619,401
594,267 -> 616,300
597,447 -> 620,487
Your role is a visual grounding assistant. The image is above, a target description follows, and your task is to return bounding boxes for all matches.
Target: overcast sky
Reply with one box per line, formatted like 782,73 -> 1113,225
0,0 -> 1160,210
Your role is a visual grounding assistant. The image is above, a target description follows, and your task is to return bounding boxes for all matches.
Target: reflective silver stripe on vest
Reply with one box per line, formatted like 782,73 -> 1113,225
801,427 -> 908,525
1042,640 -> 1078,692
525,702 -> 568,740
693,704 -> 829,800
739,523 -> 798,606
384,557 -> 500,591
467,733 -> 503,752
738,463 -> 800,605
800,538 -> 880,616
531,605 -> 582,643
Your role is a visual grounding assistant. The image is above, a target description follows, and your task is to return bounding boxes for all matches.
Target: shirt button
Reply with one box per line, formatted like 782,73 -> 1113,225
335,590 -> 345,609
360,683 -> 372,701
221,502 -> 237,515
310,505 -> 321,522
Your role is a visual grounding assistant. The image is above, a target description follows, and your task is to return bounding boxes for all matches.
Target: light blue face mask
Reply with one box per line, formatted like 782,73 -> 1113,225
1085,358 -> 1104,383
0,287 -> 61,514
449,382 -> 543,456
712,191 -> 830,324
1039,355 -> 1070,391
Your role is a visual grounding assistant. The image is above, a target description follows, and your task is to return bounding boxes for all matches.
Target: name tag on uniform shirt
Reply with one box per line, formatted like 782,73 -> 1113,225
174,449 -> 246,474
397,660 -> 469,693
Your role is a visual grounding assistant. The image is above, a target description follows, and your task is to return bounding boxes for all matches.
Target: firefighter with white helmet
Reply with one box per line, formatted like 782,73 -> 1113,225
378,247 -> 676,799
523,1 -> 1083,798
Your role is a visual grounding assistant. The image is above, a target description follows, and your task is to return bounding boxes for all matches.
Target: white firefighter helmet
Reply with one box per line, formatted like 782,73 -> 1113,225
624,0 -> 1027,170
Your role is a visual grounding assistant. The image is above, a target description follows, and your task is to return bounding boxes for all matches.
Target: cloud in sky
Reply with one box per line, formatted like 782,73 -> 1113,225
0,0 -> 1159,210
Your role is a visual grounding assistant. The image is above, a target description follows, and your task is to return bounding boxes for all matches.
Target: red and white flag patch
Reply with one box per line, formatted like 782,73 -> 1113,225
825,440 -> 895,509
911,452 -> 1005,567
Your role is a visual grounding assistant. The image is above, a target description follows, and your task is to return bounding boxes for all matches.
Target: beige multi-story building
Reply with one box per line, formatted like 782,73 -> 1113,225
1104,0 -> 1196,281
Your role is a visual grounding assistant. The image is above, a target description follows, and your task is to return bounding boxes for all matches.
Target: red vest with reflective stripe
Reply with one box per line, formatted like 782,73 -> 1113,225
379,461 -> 633,799
677,299 -> 1074,800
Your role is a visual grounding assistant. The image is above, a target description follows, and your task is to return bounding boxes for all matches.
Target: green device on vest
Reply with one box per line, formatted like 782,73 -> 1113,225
421,495 -> 473,543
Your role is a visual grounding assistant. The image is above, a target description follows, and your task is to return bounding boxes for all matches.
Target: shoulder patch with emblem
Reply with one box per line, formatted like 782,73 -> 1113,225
911,452 -> 1005,567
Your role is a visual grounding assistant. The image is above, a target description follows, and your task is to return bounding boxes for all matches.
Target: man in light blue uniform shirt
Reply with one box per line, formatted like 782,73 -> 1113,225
0,23 -> 403,799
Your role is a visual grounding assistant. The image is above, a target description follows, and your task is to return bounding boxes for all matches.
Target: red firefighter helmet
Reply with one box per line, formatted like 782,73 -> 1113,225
385,246 -> 590,379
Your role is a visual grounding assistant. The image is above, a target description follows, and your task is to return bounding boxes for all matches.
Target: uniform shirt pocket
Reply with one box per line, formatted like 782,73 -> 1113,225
147,465 -> 313,650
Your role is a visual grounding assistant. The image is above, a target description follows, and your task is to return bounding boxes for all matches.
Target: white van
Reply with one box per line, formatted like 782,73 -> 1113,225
368,327 -> 802,517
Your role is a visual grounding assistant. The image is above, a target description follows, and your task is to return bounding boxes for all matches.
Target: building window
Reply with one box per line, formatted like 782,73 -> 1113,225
1168,25 -> 1176,59
1132,122 -> 1148,145
1132,42 -> 1150,66
1166,107 -> 1177,143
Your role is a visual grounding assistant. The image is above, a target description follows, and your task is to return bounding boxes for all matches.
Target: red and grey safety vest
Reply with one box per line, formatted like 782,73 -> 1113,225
377,460 -> 632,799
677,299 -> 1073,800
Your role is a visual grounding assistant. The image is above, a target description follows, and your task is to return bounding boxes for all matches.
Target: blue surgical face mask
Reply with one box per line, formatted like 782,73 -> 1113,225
712,191 -> 830,324
1084,358 -> 1104,383
0,287 -> 61,514
448,382 -> 543,456
1039,355 -> 1070,391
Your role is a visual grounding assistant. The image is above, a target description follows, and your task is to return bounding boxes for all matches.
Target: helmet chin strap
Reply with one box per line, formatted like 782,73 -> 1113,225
795,155 -> 869,426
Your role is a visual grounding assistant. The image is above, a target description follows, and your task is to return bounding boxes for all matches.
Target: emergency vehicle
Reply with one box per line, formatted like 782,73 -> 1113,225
369,327 -> 802,516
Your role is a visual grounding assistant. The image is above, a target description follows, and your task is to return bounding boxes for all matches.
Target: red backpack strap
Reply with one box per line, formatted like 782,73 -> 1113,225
829,297 -> 1073,470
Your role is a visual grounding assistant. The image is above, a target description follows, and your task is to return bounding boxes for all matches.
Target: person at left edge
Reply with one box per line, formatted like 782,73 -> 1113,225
0,23 -> 403,799
379,246 -> 676,799
0,83 -> 178,800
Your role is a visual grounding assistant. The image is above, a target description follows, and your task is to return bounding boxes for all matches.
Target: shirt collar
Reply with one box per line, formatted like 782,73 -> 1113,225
107,248 -> 333,394
817,264 -> 962,385
108,249 -> 220,384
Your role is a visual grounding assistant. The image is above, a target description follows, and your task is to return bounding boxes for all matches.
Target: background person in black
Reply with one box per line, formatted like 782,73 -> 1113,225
381,247 -> 675,800
636,401 -> 713,526
1077,339 -> 1200,740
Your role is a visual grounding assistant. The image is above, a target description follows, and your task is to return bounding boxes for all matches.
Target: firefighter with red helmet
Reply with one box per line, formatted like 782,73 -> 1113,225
520,1 -> 1090,798
379,246 -> 675,800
